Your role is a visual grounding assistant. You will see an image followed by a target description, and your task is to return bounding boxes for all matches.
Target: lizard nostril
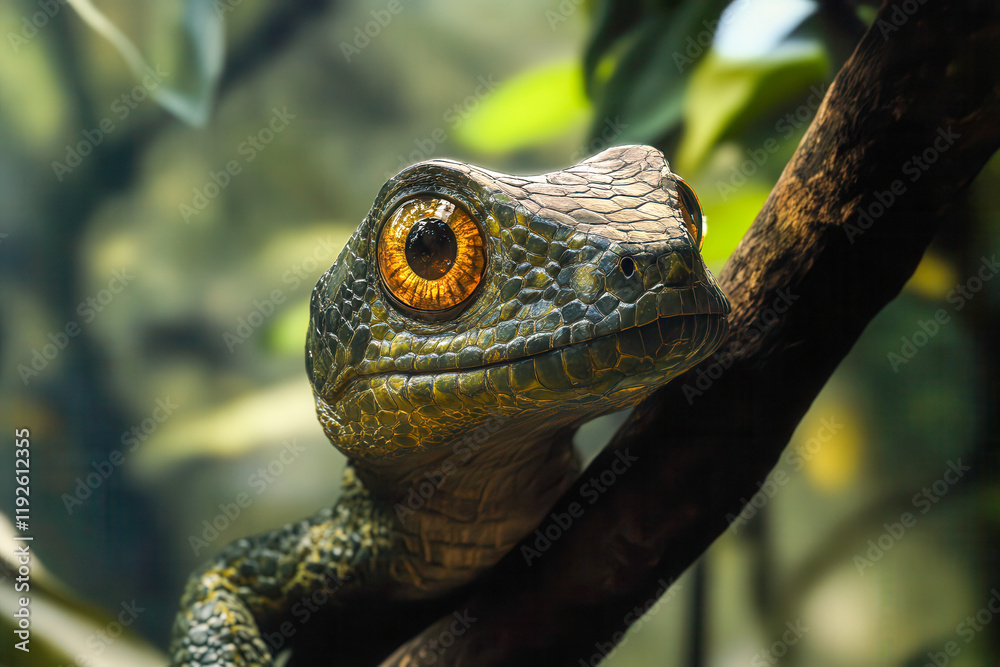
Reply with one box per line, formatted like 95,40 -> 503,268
619,257 -> 636,278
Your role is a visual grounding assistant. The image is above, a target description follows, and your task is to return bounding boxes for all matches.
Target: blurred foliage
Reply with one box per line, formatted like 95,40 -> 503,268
676,46 -> 828,172
0,0 -> 997,665
64,0 -> 224,125
453,60 -> 590,155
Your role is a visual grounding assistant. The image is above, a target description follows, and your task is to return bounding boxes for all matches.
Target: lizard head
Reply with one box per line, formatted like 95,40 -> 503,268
307,145 -> 729,466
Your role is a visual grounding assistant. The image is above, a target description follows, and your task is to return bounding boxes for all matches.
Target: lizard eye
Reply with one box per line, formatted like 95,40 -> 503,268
377,196 -> 487,316
674,176 -> 706,251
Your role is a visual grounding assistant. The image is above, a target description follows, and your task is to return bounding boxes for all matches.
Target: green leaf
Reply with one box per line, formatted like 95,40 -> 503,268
65,0 -> 224,126
676,46 -> 828,173
585,0 -> 730,145
453,60 -> 590,155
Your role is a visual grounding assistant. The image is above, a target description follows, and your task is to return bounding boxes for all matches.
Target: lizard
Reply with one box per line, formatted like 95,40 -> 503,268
170,144 -> 730,666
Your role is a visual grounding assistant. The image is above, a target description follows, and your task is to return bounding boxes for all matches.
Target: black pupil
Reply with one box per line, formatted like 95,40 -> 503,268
404,217 -> 457,280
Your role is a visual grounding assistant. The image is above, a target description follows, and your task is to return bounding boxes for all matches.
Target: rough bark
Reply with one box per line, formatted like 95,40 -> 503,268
380,1 -> 1000,664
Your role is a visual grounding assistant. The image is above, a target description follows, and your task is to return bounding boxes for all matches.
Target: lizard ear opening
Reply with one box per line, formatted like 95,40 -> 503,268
674,176 -> 706,251
377,196 -> 487,317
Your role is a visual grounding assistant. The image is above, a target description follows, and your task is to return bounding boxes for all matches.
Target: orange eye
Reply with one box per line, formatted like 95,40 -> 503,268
377,197 -> 487,315
675,176 -> 706,251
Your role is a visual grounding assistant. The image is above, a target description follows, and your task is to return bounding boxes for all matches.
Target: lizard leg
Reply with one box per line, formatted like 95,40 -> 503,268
170,470 -> 393,667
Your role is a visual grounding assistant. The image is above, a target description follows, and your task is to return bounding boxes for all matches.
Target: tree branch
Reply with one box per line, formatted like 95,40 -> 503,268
380,1 -> 1000,664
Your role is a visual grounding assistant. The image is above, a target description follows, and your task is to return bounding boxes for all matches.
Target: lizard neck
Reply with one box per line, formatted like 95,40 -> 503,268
350,417 -> 581,594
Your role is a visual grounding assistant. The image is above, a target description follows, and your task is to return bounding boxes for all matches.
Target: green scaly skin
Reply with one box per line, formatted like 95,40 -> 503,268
170,145 -> 730,666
